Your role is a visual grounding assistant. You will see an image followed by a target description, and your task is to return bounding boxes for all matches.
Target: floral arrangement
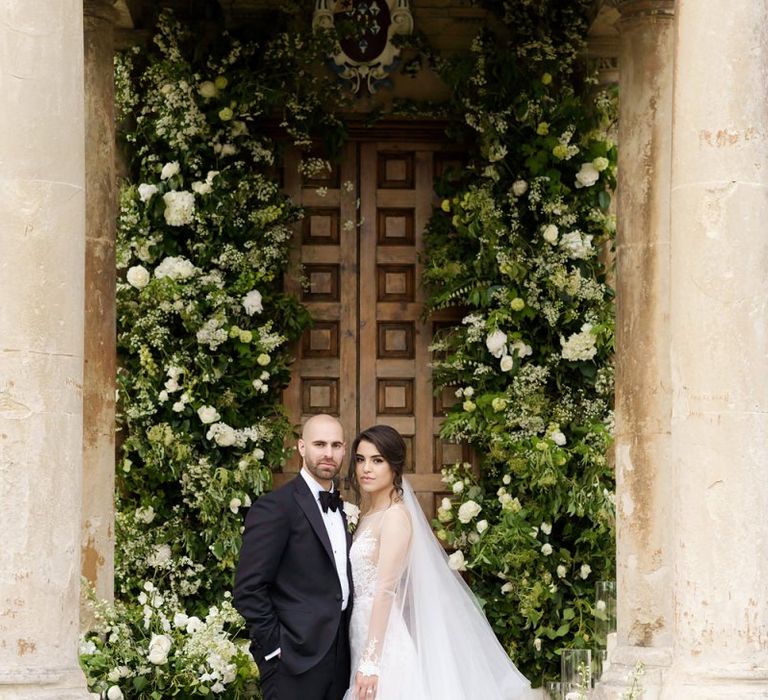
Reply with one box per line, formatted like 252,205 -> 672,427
82,9 -> 347,697
423,0 -> 617,683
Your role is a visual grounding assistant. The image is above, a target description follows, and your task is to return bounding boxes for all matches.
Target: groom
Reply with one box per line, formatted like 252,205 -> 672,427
234,413 -> 352,700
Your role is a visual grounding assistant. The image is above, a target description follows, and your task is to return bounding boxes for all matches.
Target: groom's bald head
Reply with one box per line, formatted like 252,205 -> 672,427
298,414 -> 346,488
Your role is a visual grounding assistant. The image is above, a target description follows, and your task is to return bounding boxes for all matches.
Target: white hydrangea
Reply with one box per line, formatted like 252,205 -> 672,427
551,430 -> 567,446
155,256 -> 196,280
560,323 -> 598,362
560,230 -> 594,260
163,190 -> 195,227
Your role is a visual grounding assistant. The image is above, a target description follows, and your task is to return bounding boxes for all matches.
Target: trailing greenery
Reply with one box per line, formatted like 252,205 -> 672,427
80,1 -> 616,695
423,0 -> 617,684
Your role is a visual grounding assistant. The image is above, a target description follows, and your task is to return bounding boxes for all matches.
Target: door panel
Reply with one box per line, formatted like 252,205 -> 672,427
280,139 -> 463,517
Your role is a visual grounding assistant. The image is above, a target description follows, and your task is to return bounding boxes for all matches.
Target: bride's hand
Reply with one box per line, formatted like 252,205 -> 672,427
354,671 -> 378,699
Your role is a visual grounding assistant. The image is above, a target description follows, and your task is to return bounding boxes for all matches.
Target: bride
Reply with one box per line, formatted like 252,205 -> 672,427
342,424 -> 531,700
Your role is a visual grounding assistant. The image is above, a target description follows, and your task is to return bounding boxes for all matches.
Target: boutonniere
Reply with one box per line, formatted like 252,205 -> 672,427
343,501 -> 360,534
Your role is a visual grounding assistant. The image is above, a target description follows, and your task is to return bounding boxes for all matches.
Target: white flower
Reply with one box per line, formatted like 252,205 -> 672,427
596,599 -> 606,612
540,522 -> 552,535
557,564 -> 567,578
502,474 -> 511,485
452,481 -> 465,494
197,405 -> 221,424
533,638 -> 542,652
542,224 -> 559,244
500,355 -> 514,372
560,231 -> 594,260
137,592 -> 148,605
500,581 -> 513,594
510,340 -> 532,358
191,180 -> 212,195
155,256 -> 196,280
552,430 -> 567,446
580,564 -> 592,579
575,162 -> 600,188
173,612 -> 189,628
457,500 -> 482,523
160,161 -> 180,180
561,324 -> 598,362
541,543 -> 553,556
592,156 -> 610,172
468,531 -> 480,544
135,505 -> 155,524
447,550 -> 467,571
485,330 -> 508,358
148,544 -> 171,566
198,81 -> 217,99
147,634 -> 172,665
126,265 -> 150,289
143,581 -> 155,592
186,616 -> 203,634
229,498 -> 242,514
138,183 -> 158,202
343,501 -> 360,527
162,191 -> 195,227
107,687 -> 124,700
476,519 -> 488,534
511,179 -> 528,196
79,638 -> 97,655
463,386 -> 474,397
207,422 -> 237,447
242,289 -> 263,315
441,497 -> 452,511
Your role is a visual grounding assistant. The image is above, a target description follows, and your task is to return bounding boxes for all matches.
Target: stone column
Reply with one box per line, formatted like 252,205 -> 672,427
82,0 -> 117,610
662,0 -> 768,695
596,1 -> 675,695
0,2 -> 91,698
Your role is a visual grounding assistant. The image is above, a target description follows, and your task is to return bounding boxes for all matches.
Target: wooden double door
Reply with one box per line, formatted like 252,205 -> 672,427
280,138 -> 468,516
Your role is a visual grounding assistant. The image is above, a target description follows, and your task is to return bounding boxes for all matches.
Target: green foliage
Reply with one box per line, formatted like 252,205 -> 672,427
424,0 -> 617,684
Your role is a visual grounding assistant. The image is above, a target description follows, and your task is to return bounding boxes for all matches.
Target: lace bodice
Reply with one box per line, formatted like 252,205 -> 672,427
348,504 -> 412,678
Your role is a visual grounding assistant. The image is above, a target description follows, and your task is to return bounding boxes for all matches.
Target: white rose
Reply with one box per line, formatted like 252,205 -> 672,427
580,564 -> 592,579
511,179 -> 528,196
485,330 -> 508,358
542,224 -> 559,244
557,564 -> 567,578
441,497 -> 452,511
173,612 -> 189,628
552,430 -> 567,446
533,638 -> 542,652
447,550 -> 467,571
207,422 -> 237,447
592,156 -> 610,172
452,481 -> 465,494
476,519 -> 488,534
468,531 -> 480,544
463,386 -> 474,398
229,498 -> 242,514
502,474 -> 511,485
135,505 -> 155,524
186,616 -> 203,634
540,522 -> 552,535
107,687 -> 124,700
343,501 -> 360,526
500,355 -> 514,372
160,161 -> 180,180
457,500 -> 482,523
138,592 -> 148,605
126,265 -> 150,289
575,162 -> 600,188
138,183 -> 158,202
162,190 -> 195,227
198,81 -> 217,98
511,341 -> 532,358
242,289 -> 263,315
147,633 -> 172,665
541,543 -> 553,556
197,405 -> 221,424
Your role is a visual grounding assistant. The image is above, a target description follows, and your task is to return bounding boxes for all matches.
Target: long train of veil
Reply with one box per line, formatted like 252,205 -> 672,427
398,478 -> 532,699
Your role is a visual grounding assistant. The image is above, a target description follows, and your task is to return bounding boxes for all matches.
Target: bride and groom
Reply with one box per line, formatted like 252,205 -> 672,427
233,414 -> 531,699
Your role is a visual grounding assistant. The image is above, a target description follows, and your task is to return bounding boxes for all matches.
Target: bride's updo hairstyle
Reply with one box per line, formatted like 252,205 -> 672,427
349,424 -> 406,503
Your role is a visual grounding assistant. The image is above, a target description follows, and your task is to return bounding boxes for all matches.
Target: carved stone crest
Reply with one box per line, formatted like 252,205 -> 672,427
313,0 -> 414,94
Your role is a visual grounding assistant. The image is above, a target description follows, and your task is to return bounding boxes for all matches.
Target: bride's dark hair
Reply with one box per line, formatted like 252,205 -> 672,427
348,424 -> 406,502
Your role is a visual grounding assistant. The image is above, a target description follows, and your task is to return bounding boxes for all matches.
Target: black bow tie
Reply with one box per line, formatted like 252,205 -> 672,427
319,490 -> 342,513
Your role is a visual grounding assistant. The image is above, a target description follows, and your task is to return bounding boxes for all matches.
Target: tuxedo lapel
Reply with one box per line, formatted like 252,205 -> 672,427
292,476 -> 335,565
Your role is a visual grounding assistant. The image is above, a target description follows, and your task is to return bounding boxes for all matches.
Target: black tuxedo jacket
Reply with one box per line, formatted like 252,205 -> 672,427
233,475 -> 353,675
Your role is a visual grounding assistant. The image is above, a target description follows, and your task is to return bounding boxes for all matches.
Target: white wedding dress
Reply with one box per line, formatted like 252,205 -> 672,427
343,480 -> 531,700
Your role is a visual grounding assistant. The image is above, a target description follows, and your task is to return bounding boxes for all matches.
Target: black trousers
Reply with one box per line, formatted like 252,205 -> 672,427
259,617 -> 350,700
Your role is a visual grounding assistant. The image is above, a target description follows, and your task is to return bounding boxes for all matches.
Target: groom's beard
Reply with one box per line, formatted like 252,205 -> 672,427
304,455 -> 342,482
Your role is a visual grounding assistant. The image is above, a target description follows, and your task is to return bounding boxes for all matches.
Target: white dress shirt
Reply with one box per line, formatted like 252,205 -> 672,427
265,470 -> 349,661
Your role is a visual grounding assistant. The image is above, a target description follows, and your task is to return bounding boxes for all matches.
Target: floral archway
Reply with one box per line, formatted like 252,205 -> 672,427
80,3 -> 616,696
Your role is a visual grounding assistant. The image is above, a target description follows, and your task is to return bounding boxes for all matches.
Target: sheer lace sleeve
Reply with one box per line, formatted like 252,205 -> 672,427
357,506 -> 412,677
